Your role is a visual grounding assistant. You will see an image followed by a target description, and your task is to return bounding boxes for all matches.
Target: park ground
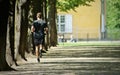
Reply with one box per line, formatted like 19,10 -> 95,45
0,41 -> 120,75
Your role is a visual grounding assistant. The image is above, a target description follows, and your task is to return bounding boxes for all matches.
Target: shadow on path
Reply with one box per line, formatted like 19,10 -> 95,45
0,46 -> 120,75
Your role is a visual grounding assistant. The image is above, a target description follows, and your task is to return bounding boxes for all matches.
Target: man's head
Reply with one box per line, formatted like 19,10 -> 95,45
36,12 -> 42,18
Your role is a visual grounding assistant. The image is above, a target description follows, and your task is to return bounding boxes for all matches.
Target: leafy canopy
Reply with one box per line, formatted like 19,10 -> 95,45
57,0 -> 94,12
106,0 -> 120,29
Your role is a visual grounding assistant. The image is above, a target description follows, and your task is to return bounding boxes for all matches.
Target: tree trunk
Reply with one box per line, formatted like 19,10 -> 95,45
6,16 -> 14,66
43,0 -> 49,51
48,0 -> 57,47
9,0 -> 16,65
6,0 -> 16,66
14,0 -> 28,65
18,1 -> 29,61
14,0 -> 22,65
0,0 -> 14,71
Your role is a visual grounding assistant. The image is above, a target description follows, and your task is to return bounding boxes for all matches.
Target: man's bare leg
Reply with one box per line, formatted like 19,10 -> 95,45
39,44 -> 42,58
35,46 -> 40,62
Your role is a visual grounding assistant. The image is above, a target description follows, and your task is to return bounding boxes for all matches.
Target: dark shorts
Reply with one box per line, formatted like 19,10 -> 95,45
34,37 -> 44,46
33,32 -> 44,46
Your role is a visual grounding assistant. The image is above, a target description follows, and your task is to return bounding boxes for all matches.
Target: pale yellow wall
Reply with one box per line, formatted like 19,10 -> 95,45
57,0 -> 101,40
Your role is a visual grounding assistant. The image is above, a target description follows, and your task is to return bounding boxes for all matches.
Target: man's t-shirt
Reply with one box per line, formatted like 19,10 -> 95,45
33,19 -> 47,36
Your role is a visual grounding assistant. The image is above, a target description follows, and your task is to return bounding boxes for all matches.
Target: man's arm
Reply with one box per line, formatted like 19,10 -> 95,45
31,25 -> 35,32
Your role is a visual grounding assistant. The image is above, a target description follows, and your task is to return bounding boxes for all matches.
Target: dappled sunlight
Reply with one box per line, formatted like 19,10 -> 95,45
1,45 -> 119,75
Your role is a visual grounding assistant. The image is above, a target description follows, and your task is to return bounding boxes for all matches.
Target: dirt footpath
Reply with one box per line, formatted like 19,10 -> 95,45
0,46 -> 120,75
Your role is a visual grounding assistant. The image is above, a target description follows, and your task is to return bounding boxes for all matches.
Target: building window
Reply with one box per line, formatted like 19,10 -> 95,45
60,15 -> 65,23
57,15 -> 72,33
61,24 -> 65,32
57,15 -> 66,33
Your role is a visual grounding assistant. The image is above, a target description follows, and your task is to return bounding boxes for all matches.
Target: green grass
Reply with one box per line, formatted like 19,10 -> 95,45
58,41 -> 120,47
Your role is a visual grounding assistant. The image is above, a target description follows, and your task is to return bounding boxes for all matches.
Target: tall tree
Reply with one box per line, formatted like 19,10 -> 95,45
6,0 -> 16,66
0,0 -> 14,71
19,0 -> 30,61
42,0 -> 49,50
48,0 -> 57,47
14,0 -> 29,65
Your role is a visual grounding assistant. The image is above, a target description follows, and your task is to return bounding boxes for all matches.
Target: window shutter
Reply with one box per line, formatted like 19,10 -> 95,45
65,15 -> 72,33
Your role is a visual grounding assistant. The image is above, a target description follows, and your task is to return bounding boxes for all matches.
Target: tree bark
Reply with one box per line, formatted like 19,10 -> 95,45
43,0 -> 49,51
14,0 -> 28,65
18,1 -> 29,61
48,0 -> 57,47
6,16 -> 14,66
6,0 -> 16,66
9,0 -> 16,65
14,0 -> 21,65
0,0 -> 14,71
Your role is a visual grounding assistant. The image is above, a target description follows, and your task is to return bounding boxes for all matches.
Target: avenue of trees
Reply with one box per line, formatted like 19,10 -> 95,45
0,0 -> 94,71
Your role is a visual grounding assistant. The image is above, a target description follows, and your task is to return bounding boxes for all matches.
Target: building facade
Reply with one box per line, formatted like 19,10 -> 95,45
57,0 -> 106,42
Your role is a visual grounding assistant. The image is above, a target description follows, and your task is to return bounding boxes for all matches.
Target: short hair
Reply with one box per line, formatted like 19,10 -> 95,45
36,12 -> 42,18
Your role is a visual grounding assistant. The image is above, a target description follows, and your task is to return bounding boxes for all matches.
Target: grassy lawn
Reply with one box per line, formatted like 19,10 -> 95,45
58,41 -> 120,47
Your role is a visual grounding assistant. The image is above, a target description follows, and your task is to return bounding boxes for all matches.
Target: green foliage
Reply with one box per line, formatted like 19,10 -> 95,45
106,0 -> 120,29
107,28 -> 120,40
57,0 -> 94,12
